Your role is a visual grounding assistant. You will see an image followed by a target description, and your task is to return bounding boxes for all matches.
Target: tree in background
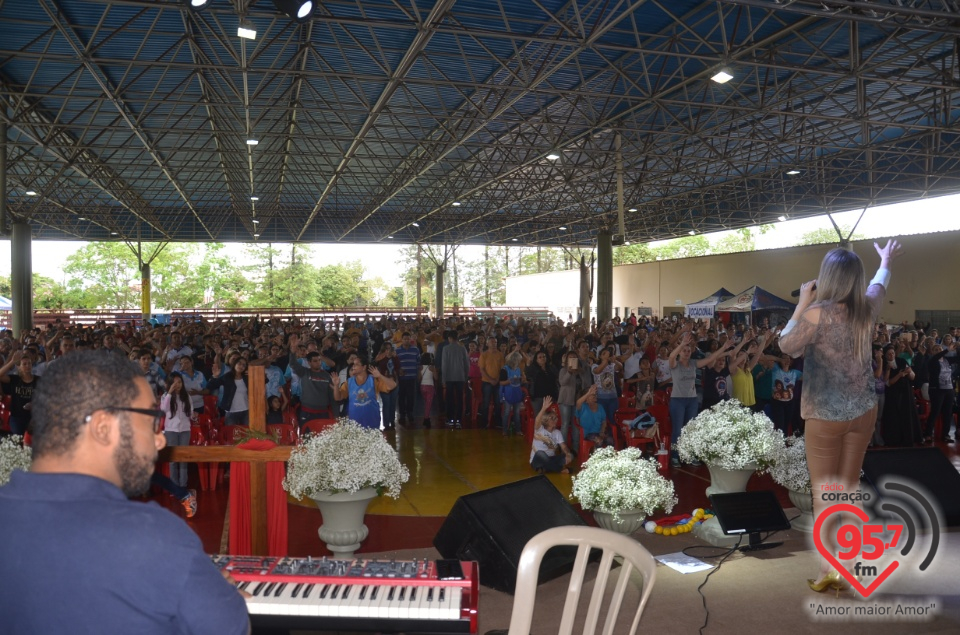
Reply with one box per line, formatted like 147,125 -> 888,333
54,241 -> 381,310
63,242 -> 141,309
797,225 -> 866,246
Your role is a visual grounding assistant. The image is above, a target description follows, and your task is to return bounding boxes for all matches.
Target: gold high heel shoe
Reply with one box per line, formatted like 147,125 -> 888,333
807,571 -> 846,595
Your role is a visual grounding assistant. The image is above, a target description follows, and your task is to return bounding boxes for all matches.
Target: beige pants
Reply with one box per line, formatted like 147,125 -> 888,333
805,407 -> 877,574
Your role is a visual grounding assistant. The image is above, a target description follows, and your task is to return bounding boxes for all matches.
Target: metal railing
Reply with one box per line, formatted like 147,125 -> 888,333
2,306 -> 554,330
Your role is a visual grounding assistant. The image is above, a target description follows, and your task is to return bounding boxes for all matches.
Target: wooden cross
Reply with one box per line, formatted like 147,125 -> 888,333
160,366 -> 291,555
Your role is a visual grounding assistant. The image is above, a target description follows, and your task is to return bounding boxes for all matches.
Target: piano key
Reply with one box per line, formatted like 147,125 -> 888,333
445,588 -> 463,620
410,587 -> 427,620
386,584 -> 401,619
344,585 -> 364,617
397,586 -> 410,619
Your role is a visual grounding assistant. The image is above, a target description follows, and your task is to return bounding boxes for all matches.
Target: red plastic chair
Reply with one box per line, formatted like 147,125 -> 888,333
617,396 -> 636,411
301,418 -> 336,437
615,407 -> 658,454
646,403 -> 671,453
219,425 -> 248,445
190,424 -> 219,491
282,407 -> 299,428
203,395 -> 221,421
653,388 -> 671,406
572,419 -> 595,468
0,403 -> 10,432
267,423 -> 298,445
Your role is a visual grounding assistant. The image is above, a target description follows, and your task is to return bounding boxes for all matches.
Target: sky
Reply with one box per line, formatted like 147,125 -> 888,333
2,192 -> 959,287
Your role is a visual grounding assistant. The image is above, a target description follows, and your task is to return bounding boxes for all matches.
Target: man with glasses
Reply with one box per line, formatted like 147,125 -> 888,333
0,350 -> 250,635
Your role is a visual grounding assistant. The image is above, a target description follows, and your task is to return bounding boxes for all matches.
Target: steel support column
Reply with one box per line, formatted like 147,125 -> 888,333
141,262 -> 151,326
596,230 -> 613,325
11,222 -> 33,334
435,264 -> 444,319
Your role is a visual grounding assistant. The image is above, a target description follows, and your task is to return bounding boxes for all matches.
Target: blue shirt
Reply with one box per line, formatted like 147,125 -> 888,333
396,344 -> 421,379
577,402 -> 607,436
0,471 -> 249,635
348,374 -> 381,429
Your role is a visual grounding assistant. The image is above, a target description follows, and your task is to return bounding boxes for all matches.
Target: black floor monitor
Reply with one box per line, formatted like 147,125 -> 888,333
709,490 -> 792,552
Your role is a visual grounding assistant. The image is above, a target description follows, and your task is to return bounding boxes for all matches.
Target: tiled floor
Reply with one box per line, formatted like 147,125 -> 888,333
153,419 -> 960,556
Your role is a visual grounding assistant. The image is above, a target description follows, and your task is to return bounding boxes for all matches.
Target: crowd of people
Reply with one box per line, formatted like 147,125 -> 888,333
2,293 -> 955,478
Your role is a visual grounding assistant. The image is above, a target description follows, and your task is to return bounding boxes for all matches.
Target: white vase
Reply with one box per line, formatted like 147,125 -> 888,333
787,488 -> 815,533
310,487 -> 378,559
705,463 -> 757,497
593,509 -> 646,535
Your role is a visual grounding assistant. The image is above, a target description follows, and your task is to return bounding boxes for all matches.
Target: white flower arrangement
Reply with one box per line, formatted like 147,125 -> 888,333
0,435 -> 32,487
282,419 -> 409,500
767,435 -> 811,494
677,399 -> 784,470
571,447 -> 677,520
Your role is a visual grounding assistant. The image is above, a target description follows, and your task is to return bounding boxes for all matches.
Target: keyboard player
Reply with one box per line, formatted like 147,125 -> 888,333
0,351 -> 251,635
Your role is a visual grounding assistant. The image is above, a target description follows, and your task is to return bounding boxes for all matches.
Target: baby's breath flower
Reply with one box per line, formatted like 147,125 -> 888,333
283,419 -> 409,499
676,399 -> 785,470
0,436 -> 32,486
767,435 -> 811,493
571,447 -> 677,521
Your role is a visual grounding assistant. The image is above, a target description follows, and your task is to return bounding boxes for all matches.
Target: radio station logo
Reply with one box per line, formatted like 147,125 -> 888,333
813,479 -> 941,598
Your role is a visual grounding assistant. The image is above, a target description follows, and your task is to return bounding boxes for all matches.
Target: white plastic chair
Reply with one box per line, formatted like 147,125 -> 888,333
507,525 -> 656,635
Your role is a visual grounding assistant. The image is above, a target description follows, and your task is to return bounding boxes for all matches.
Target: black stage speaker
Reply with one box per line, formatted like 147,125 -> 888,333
433,475 -> 588,594
862,447 -> 960,527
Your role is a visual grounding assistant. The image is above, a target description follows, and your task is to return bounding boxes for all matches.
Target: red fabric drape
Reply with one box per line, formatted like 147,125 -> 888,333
228,438 -> 289,556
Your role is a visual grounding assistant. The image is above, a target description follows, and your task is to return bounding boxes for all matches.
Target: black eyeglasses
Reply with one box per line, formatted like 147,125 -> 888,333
86,407 -> 164,433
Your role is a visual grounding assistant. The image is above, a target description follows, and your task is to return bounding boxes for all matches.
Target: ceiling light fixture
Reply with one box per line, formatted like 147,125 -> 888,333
688,230 -> 696,235
786,169 -> 801,175
237,18 -> 257,40
559,226 -> 567,230
273,0 -> 314,20
452,201 -> 461,207
387,235 -> 394,239
185,0 -> 210,9
110,231 -> 119,235
253,233 -> 260,238
778,215 -> 787,222
26,190 -> 37,196
711,67 -> 733,84
250,196 -> 259,201
246,138 -> 259,146
252,219 -> 260,224
78,217 -> 87,221
628,207 -> 637,212
546,151 -> 560,161
412,222 -> 420,227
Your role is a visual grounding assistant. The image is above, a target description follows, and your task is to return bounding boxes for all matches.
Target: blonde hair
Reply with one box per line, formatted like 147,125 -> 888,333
815,247 -> 872,364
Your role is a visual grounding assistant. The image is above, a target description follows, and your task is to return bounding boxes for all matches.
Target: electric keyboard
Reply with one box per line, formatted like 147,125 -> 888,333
211,555 -> 479,634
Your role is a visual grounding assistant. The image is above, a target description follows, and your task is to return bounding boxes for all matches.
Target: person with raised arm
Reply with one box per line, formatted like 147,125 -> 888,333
779,240 -> 903,594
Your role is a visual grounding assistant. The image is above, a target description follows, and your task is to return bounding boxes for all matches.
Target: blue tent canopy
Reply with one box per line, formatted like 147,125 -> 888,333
0,296 -> 11,311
